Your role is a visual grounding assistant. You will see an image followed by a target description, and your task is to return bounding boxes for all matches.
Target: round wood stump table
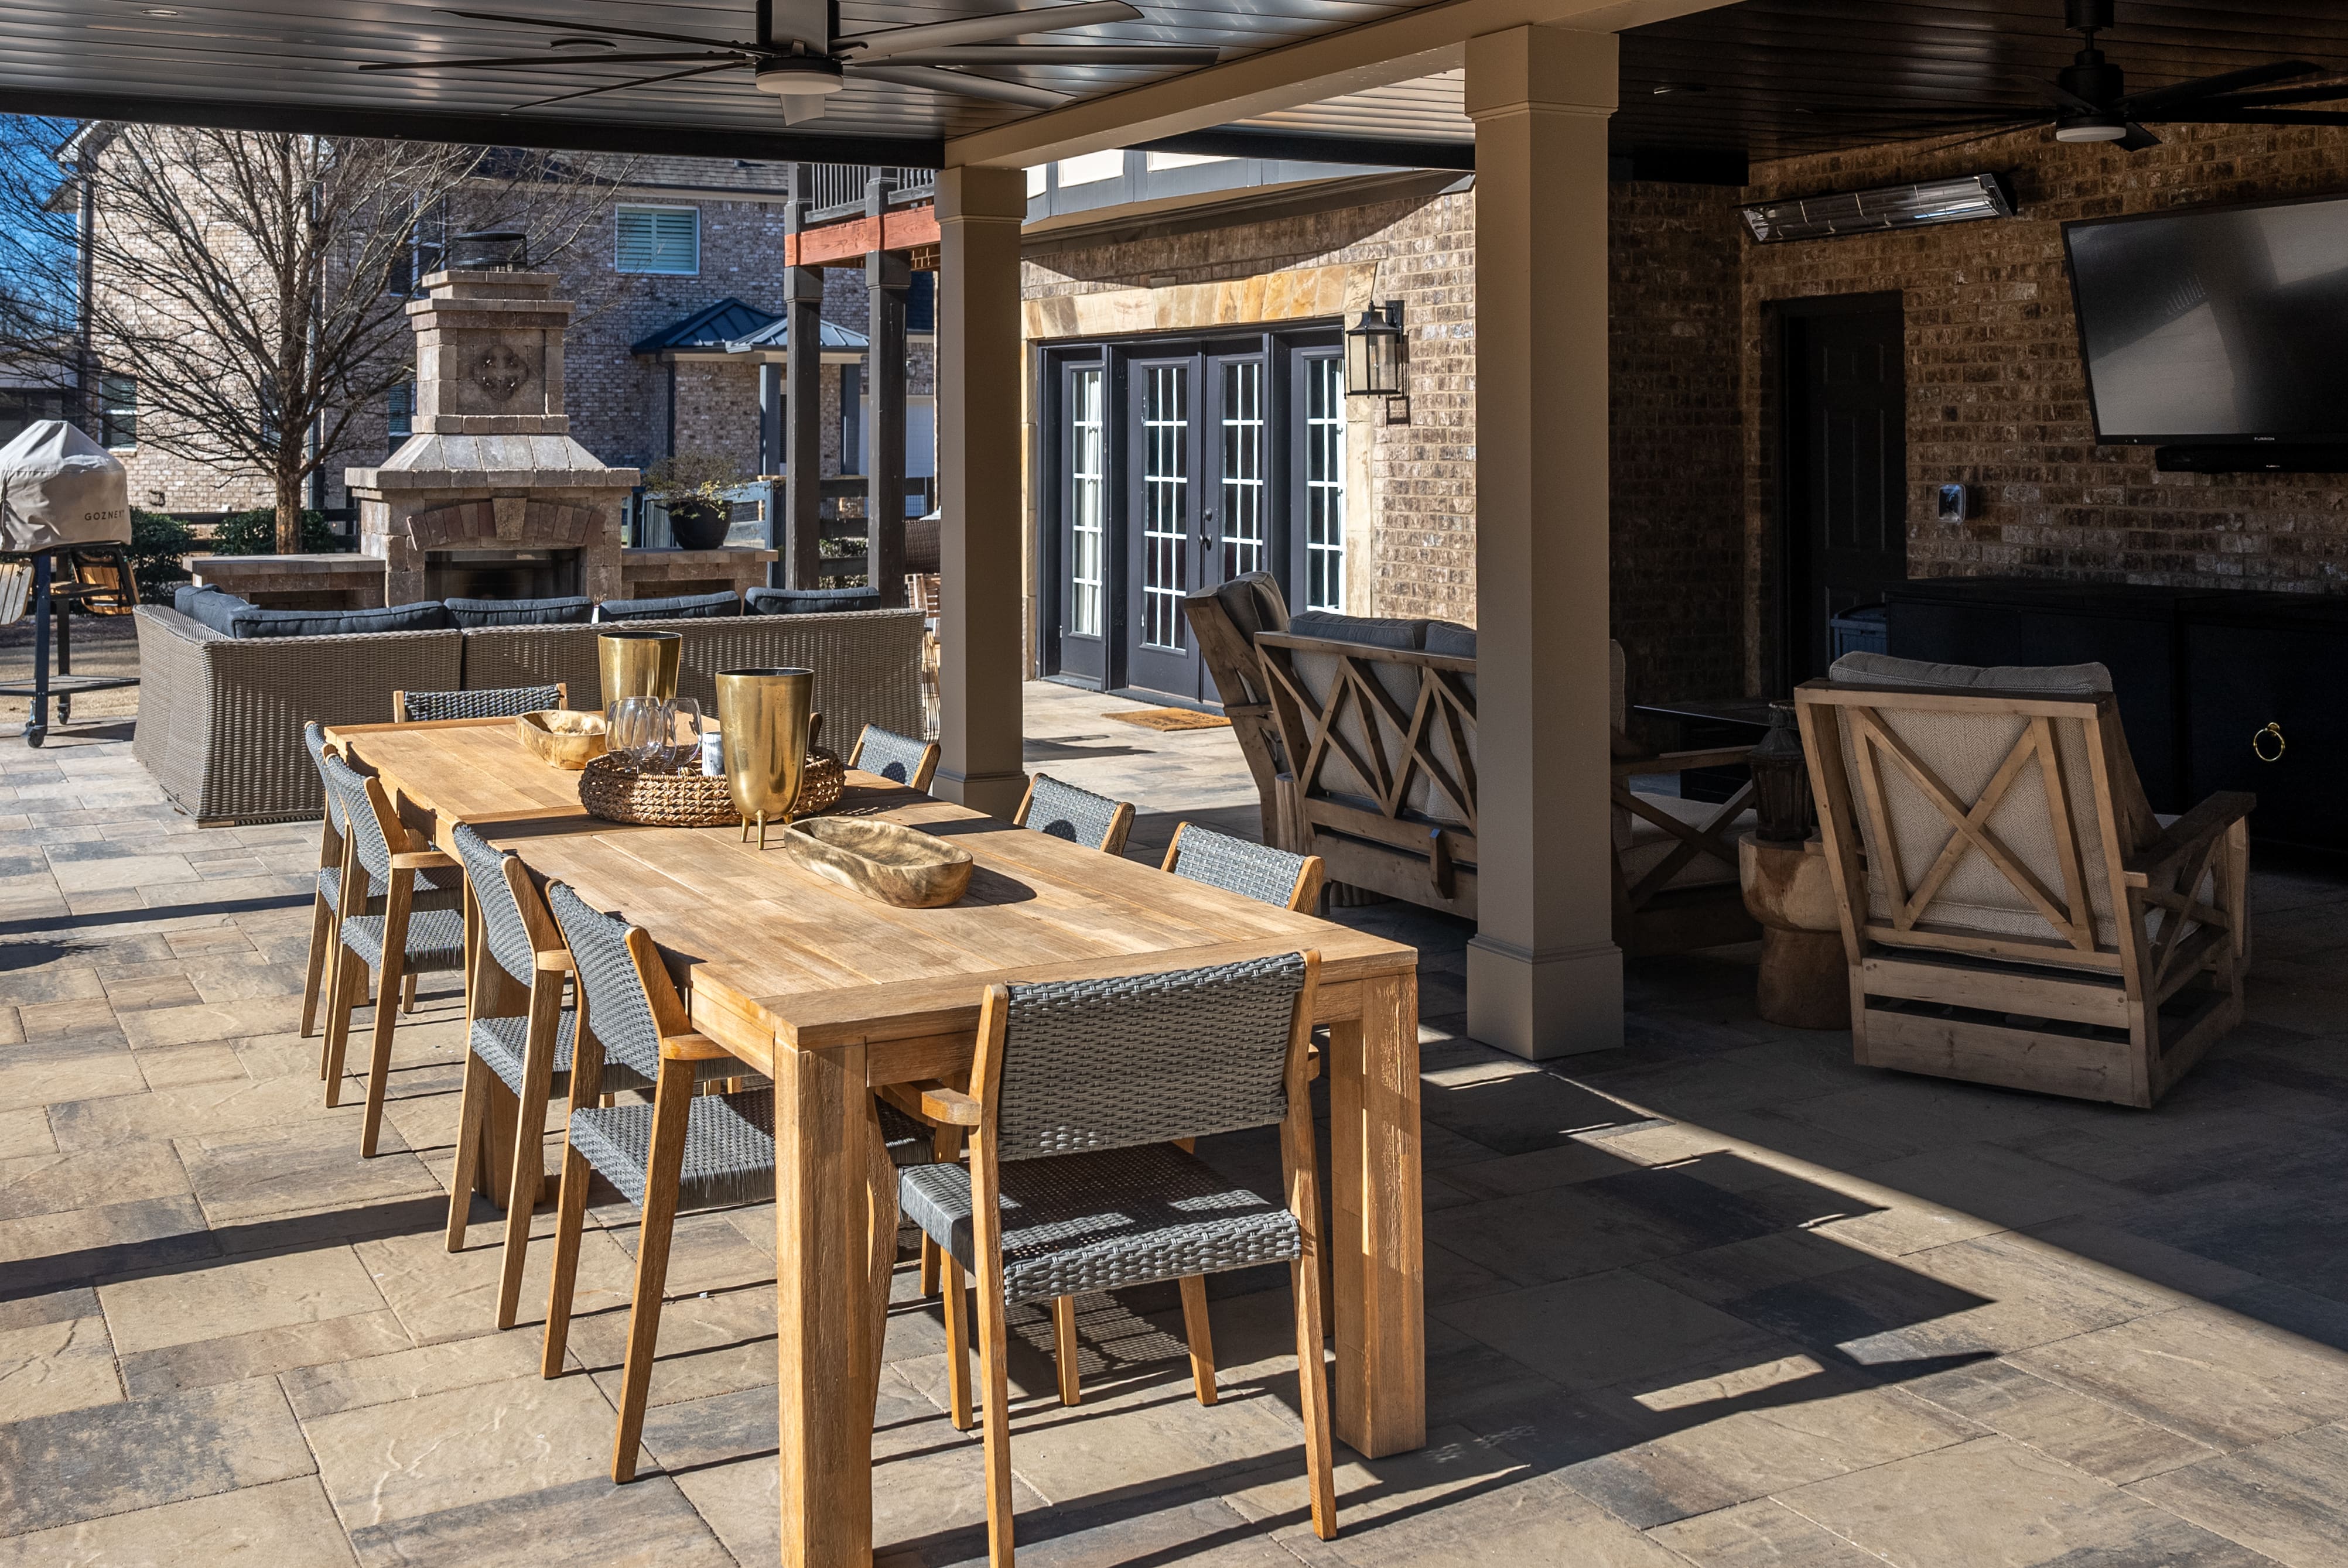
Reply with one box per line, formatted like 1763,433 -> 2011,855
1737,831 -> 1850,1030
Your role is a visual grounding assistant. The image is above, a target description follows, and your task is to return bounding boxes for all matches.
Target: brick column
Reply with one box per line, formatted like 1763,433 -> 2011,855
1465,26 -> 1624,1059
934,165 -> 1030,815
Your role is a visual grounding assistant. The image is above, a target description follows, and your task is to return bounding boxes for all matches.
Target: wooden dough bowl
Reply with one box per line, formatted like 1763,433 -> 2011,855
517,710 -> 609,770
782,817 -> 974,908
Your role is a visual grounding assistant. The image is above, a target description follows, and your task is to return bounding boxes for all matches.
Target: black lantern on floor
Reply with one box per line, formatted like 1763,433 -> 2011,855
1750,700 -> 1816,843
449,229 -> 528,271
1344,302 -> 1407,400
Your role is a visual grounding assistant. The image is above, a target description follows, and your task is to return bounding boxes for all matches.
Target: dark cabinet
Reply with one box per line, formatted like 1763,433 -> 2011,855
1883,577 -> 2348,852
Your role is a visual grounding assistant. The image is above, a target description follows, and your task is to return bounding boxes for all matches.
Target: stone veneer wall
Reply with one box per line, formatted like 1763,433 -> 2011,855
1019,180 -> 1748,703
1738,124 -> 2348,683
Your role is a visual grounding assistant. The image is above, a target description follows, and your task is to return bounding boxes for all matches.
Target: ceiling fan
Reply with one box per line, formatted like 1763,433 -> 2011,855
1802,0 -> 2348,153
360,0 -> 1221,122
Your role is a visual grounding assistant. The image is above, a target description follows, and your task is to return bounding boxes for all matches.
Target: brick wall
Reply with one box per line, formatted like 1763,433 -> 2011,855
1739,124 -> 2348,681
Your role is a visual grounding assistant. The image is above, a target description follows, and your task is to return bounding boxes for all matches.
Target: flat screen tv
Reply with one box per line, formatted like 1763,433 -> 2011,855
2065,193 -> 2348,445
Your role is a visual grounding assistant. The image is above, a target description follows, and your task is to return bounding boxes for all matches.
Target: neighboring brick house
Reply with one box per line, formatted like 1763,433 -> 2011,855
70,142 -> 931,519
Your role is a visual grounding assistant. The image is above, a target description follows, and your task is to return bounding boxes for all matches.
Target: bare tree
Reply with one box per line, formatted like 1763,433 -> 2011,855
0,123 -> 622,550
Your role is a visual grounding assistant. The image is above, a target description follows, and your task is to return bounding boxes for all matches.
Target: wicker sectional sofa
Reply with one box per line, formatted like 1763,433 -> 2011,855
133,604 -> 927,823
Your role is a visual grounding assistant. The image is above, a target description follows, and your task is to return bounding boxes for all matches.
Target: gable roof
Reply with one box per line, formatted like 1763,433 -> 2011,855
630,297 -> 871,359
726,314 -> 870,354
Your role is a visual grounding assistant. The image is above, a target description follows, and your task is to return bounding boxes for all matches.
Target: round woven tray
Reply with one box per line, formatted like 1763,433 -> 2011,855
579,747 -> 843,828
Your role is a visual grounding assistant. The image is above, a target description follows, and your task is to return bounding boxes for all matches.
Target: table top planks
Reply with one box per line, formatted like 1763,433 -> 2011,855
328,717 -> 1418,1077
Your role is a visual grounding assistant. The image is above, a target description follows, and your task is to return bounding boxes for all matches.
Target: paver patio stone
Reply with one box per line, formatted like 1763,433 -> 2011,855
1645,1497 -> 1909,1567
0,1475 -> 358,1568
0,1136 -> 187,1221
100,1239 -> 391,1354
0,1376 -> 315,1533
2126,1418 -> 2348,1567
117,1309 -> 412,1398
1436,1268 -> 1793,1393
0,1312 -> 122,1422
2015,1305 -> 2348,1452
1901,1360 -> 2217,1485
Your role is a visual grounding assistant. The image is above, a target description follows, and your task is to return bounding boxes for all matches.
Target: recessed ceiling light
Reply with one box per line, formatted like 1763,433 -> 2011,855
549,36 -> 618,51
1651,83 -> 1708,96
142,6 -> 182,15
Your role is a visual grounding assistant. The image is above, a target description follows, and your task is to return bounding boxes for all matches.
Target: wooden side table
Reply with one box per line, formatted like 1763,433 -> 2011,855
1737,832 -> 1851,1030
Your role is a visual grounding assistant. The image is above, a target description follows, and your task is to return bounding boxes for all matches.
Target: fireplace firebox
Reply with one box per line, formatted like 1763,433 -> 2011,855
424,548 -> 583,602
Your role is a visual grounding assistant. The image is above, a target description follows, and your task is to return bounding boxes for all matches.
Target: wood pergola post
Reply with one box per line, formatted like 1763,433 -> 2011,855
1464,25 -> 1625,1059
934,164 -> 1029,815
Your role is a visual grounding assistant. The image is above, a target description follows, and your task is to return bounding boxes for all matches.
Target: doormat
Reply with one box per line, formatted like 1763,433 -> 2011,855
1105,707 -> 1231,733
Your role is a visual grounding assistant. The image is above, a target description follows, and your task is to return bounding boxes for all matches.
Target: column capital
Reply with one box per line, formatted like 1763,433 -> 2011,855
1464,26 -> 1618,120
935,165 -> 1028,224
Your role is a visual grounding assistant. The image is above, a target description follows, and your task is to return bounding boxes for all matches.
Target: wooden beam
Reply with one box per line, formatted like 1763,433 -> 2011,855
782,206 -> 941,268
942,0 -> 1734,169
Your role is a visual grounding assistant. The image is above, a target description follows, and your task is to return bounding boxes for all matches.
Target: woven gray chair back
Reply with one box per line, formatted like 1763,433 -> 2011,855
317,752 -> 392,884
302,722 -> 343,832
993,951 -> 1308,1161
1024,775 -> 1123,851
401,684 -> 562,724
1168,825 -> 1309,909
856,724 -> 931,788
546,881 -> 664,1081
452,823 -> 535,990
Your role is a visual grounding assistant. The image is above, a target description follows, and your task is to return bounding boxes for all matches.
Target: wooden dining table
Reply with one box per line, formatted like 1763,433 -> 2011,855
326,715 -> 1426,1566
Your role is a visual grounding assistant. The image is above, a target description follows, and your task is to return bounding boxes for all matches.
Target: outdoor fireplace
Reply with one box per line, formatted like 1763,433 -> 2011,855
425,547 -> 583,601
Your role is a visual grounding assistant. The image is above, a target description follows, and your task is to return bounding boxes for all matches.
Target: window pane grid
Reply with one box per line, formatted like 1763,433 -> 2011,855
1141,364 -> 1188,651
1068,368 -> 1105,638
1219,360 -> 1264,579
1304,357 -> 1346,612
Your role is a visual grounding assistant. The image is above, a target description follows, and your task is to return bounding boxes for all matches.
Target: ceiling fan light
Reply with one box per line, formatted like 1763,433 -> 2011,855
548,36 -> 619,52
2056,119 -> 2128,142
754,54 -> 845,95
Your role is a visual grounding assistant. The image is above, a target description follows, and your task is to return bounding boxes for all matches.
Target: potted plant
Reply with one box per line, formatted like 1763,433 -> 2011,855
645,454 -> 743,551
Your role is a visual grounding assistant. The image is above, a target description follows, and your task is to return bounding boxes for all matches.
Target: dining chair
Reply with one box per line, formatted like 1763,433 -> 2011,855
446,823 -> 650,1327
300,722 -> 351,1040
538,880 -> 936,1483
848,723 -> 941,792
316,751 -> 467,1158
1162,823 -> 1325,913
393,682 -> 566,724
893,951 -> 1337,1562
1013,774 -> 1135,856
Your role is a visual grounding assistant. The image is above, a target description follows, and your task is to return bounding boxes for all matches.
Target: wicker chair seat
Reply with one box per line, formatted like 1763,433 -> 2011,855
319,864 -> 464,908
339,907 -> 468,973
900,1142 -> 1300,1307
402,683 -> 563,723
568,1089 -> 779,1209
467,1011 -> 645,1099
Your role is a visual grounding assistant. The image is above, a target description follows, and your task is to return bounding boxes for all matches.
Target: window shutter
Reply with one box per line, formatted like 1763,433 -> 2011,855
616,207 -> 699,275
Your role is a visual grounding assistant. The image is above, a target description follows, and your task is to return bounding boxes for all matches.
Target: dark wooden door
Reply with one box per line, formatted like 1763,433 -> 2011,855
1785,300 -> 1908,683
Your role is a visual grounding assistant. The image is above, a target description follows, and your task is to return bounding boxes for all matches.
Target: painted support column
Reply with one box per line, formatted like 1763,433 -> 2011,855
934,165 -> 1029,814
782,264 -> 825,589
867,222 -> 911,609
758,362 -> 783,477
1464,26 -> 1624,1059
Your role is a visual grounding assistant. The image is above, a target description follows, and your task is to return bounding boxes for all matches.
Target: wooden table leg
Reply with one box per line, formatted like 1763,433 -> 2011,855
1324,969 -> 1425,1459
774,1041 -> 876,1568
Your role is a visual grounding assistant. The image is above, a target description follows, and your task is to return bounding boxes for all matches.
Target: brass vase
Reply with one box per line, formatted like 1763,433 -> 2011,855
715,667 -> 813,848
598,630 -> 682,706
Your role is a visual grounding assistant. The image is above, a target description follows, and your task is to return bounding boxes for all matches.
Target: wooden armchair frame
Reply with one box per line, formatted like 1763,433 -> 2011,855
1609,748 -> 1764,958
1795,679 -> 2252,1107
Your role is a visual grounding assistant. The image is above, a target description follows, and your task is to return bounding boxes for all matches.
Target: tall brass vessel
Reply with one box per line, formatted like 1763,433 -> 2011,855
715,667 -> 813,848
598,630 -> 682,706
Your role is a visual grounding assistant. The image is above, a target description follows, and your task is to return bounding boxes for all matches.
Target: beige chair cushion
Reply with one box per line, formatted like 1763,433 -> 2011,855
1827,653 -> 2127,949
1617,792 -> 1750,895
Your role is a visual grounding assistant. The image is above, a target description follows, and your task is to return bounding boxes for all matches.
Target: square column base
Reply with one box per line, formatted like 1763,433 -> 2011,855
1466,934 -> 1624,1060
934,766 -> 1028,819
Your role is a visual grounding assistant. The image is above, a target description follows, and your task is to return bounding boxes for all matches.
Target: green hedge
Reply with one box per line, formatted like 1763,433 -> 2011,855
210,508 -> 340,556
128,509 -> 194,604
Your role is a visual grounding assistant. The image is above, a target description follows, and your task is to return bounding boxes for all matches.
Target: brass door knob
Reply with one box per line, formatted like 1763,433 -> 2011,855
2253,722 -> 2286,763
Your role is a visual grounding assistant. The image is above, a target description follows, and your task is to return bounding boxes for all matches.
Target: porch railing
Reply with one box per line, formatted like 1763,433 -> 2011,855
804,166 -> 938,224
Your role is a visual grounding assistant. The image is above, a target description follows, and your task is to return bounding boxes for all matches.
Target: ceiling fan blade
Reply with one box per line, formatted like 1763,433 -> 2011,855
1793,105 -> 2031,118
2118,120 -> 2161,150
360,52 -> 737,73
2119,59 -> 2319,117
2196,79 -> 2348,109
436,9 -> 743,52
1901,117 -> 2053,158
873,44 -> 1219,66
836,2 -> 1141,62
2037,78 -> 2104,115
846,61 -> 1069,107
2152,108 -> 2348,125
505,60 -> 740,111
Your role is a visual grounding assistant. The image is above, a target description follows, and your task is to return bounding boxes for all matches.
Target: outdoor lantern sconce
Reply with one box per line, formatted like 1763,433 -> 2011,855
1749,700 -> 1816,843
1345,301 -> 1409,420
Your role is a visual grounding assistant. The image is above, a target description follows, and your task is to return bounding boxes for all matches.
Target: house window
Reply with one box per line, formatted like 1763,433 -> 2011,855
387,379 -> 413,454
1140,363 -> 1190,651
615,206 -> 700,275
1068,367 -> 1105,638
1219,360 -> 1264,578
100,374 -> 137,450
1304,355 -> 1345,612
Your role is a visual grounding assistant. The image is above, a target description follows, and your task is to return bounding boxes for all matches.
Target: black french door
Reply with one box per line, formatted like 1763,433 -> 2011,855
1041,328 -> 1343,706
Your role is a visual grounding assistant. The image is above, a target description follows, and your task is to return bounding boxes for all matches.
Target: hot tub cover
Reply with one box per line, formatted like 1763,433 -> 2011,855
0,421 -> 129,550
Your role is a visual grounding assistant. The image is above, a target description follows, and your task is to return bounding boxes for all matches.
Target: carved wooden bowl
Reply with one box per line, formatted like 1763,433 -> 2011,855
782,817 -> 974,908
517,710 -> 609,770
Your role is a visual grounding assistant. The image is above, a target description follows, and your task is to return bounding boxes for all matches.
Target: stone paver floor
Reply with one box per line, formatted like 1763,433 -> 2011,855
1,680 -> 2344,1564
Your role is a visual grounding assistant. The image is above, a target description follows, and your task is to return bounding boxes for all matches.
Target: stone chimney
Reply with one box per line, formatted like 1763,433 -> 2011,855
345,264 -> 638,604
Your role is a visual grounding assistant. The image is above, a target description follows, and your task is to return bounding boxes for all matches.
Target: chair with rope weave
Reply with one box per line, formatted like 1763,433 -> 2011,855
316,749 -> 466,1158
393,681 -> 566,724
890,951 -> 1338,1563
1013,773 -> 1135,856
538,880 -> 935,1483
847,723 -> 941,792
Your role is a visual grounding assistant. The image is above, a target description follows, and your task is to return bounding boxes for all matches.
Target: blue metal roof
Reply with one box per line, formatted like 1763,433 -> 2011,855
630,297 -> 871,358
726,315 -> 871,354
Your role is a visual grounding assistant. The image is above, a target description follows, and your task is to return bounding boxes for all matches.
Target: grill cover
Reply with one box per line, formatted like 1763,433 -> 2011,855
0,422 -> 130,550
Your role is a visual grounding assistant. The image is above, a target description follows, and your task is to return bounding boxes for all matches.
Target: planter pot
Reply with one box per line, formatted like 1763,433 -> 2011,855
666,500 -> 731,552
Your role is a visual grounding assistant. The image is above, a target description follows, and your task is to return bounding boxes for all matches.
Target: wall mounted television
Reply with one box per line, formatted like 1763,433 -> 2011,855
2065,192 -> 2348,452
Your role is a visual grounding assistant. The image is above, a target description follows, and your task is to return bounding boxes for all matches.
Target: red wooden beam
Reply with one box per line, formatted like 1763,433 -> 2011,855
782,204 -> 941,268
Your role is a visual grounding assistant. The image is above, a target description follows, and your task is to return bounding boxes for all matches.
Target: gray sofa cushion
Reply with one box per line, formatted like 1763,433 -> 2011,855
597,591 -> 739,621
1289,611 -> 1426,651
445,595 -> 592,628
747,587 -> 883,616
1828,651 -> 2111,694
1421,621 -> 1477,659
177,586 -> 251,635
227,601 -> 452,639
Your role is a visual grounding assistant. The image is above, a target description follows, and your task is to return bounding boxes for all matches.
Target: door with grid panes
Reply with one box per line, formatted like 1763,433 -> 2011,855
1043,330 -> 1344,703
